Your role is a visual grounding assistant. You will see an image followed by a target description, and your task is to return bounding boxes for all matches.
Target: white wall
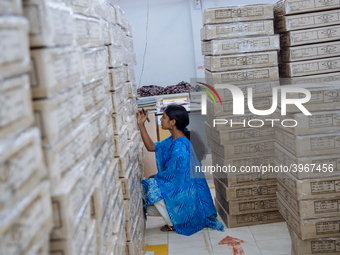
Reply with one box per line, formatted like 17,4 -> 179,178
110,0 -> 278,88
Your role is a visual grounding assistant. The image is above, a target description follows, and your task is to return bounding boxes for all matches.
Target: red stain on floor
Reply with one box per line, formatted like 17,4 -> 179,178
218,236 -> 245,255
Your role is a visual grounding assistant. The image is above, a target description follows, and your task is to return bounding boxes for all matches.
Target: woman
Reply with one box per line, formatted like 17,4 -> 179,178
137,104 -> 224,236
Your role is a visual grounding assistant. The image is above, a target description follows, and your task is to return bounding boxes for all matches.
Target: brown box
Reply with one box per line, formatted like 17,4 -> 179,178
0,75 -> 34,140
204,51 -> 278,72
281,72 -> 340,85
275,128 -> 340,157
280,24 -> 340,47
214,177 -> 277,201
278,182 -> 340,219
281,41 -> 340,62
0,16 -> 30,80
205,121 -> 275,144
215,198 -> 284,228
276,171 -> 340,200
288,224 -> 340,255
213,172 -> 276,187
278,193 -> 340,239
203,4 -> 273,25
275,143 -> 340,179
30,47 -> 82,98
280,56 -> 340,77
81,46 -> 108,83
274,0 -> 340,16
212,153 -> 275,169
201,20 -> 274,41
205,67 -> 279,85
201,35 -> 280,55
275,9 -> 340,32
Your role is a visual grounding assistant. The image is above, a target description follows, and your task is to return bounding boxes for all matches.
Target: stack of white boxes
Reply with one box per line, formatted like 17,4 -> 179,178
0,2 -> 53,254
201,4 -> 284,227
274,84 -> 340,255
275,0 -> 340,84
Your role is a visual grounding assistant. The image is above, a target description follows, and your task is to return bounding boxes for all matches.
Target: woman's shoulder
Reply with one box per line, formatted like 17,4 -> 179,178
171,137 -> 190,152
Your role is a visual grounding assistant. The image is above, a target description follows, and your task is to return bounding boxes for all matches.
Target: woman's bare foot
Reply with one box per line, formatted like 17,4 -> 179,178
160,225 -> 175,232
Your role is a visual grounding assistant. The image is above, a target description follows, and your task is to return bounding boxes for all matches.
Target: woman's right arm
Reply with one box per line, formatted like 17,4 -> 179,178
137,110 -> 155,152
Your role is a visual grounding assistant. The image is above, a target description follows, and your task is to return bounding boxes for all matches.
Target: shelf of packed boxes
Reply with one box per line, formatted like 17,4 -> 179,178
273,84 -> 340,255
0,2 -> 54,254
274,0 -> 340,85
201,4 -> 284,227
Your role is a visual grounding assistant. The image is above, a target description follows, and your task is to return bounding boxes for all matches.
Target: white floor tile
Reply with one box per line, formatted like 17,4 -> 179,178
145,252 -> 154,255
169,245 -> 211,255
212,241 -> 262,255
256,238 -> 291,255
209,226 -> 255,245
168,230 -> 211,250
249,222 -> 290,241
145,233 -> 168,246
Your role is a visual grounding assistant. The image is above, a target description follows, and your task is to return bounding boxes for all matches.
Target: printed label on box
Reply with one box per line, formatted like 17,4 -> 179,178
311,180 -> 340,194
314,199 -> 340,214
316,221 -> 340,235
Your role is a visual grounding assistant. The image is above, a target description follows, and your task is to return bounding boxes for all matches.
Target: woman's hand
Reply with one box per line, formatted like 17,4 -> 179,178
137,110 -> 149,127
149,174 -> 155,178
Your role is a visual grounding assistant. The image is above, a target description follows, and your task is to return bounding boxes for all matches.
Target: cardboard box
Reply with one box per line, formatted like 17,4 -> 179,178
281,72 -> 340,85
0,16 -> 30,80
101,19 -> 110,46
87,108 -> 107,150
214,177 -> 277,201
112,105 -> 127,135
74,14 -> 103,47
215,198 -> 284,228
274,0 -> 340,16
288,224 -> 340,255
0,181 -> 53,255
109,67 -> 126,91
213,171 -> 276,187
113,125 -> 128,157
275,143 -> 340,179
111,86 -> 128,113
205,121 -> 275,144
120,163 -> 138,199
278,193 -> 340,239
278,182 -> 340,219
68,0 -> 90,14
23,0 -> 73,47
281,41 -> 340,63
212,153 -> 275,169
108,45 -> 124,68
128,82 -> 137,98
201,20 -> 274,41
205,67 -> 279,86
201,35 -> 280,55
30,47 -> 82,98
0,0 -> 22,15
0,75 -> 34,140
127,66 -> 135,82
275,128 -> 340,157
276,171 -> 340,200
34,84 -> 84,146
113,5 -> 128,29
80,219 -> 97,255
280,56 -> 340,77
83,77 -> 106,114
25,235 -> 49,255
117,143 -> 131,178
280,24 -> 340,47
203,4 -> 273,25
81,46 -> 108,82
275,9 -> 340,32
204,51 -> 278,72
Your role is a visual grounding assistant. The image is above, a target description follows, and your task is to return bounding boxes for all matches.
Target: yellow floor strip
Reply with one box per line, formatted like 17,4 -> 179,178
209,186 -> 215,189
145,244 -> 168,255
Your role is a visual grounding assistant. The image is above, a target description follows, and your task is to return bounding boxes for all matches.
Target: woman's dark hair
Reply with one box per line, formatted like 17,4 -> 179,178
164,105 -> 207,162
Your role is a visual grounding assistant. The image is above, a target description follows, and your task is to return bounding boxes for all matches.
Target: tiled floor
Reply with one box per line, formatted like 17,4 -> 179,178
144,155 -> 291,255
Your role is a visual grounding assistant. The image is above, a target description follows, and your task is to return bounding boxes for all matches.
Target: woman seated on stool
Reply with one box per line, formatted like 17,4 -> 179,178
137,104 -> 224,236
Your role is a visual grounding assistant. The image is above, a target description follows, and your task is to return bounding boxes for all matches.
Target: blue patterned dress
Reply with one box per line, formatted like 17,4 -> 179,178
141,135 -> 224,236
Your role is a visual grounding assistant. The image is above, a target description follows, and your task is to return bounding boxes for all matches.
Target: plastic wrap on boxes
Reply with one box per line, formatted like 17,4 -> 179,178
281,41 -> 340,63
23,0 -> 74,47
127,116 -> 139,139
215,198 -> 284,228
128,82 -> 137,98
0,0 -> 22,14
275,143 -> 340,179
108,45 -> 124,67
138,142 -> 145,165
50,199 -> 92,255
281,72 -> 340,85
104,235 -> 118,255
275,9 -> 340,32
127,66 -> 135,82
126,98 -> 138,117
280,25 -> 340,47
74,14 -> 103,47
201,35 -> 280,55
30,46 -> 82,98
113,125 -> 128,157
83,77 -> 106,114
117,144 -> 131,178
205,67 -> 279,86
203,4 -> 273,25
91,0 -> 107,20
43,122 -> 90,189
0,128 -> 46,214
101,19 -> 110,45
278,182 -> 340,219
129,131 -> 141,161
92,139 -> 109,175
201,20 -> 274,41
25,235 -> 49,255
79,219 -> 96,255
67,0 -> 91,15
113,5 -> 128,29
111,86 -> 128,113
81,46 -> 108,82
205,121 -> 275,145
275,128 -> 340,157
0,181 -> 53,255
274,0 -> 340,16
51,157 -> 93,239
277,193 -> 340,239
277,84 -> 340,113
0,16 -> 30,80
276,170 -> 340,200
120,164 -> 136,200
109,23 -> 121,46
105,2 -> 116,23
213,171 -> 276,187
108,67 -> 126,91
87,108 -> 107,150
214,177 -> 277,201
280,56 -> 340,77
112,105 -> 126,135
0,75 -> 34,140
103,92 -> 113,114
204,51 -> 278,72
34,84 -> 84,146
